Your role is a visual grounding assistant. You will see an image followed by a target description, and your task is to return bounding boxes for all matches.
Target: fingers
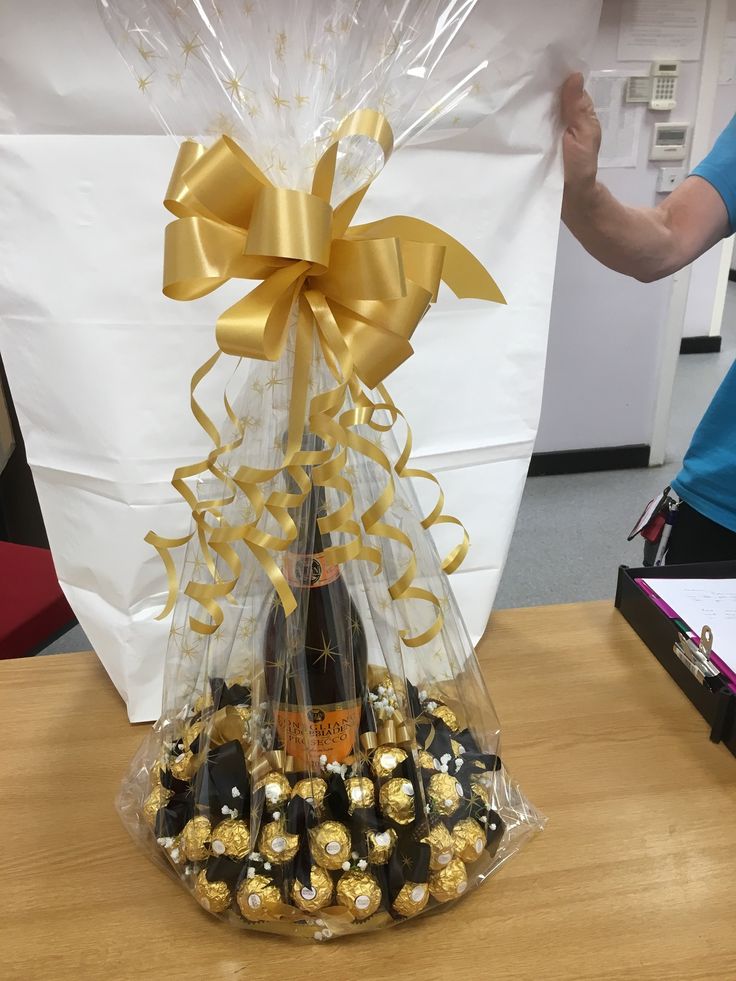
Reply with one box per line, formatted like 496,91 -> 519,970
561,72 -> 600,144
561,73 -> 585,128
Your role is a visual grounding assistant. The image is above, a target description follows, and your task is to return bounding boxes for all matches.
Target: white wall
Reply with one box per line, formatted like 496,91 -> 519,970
536,0 -> 718,455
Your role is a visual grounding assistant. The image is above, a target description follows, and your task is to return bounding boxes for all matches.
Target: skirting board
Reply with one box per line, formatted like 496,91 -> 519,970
529,444 -> 650,477
679,335 -> 722,354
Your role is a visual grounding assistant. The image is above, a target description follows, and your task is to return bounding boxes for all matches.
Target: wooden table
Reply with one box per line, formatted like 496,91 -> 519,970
3,601 -> 736,980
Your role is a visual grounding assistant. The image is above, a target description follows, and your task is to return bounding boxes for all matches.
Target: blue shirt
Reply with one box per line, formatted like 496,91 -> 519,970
671,119 -> 736,531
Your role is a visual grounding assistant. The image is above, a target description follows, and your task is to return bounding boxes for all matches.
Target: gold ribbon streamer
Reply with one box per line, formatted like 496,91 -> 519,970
152,109 -> 505,641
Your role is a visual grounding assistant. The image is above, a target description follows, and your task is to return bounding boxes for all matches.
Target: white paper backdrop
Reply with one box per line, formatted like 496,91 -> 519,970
0,1 -> 602,720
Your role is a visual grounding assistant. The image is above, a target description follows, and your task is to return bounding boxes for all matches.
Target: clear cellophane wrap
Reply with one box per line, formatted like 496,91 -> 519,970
100,0 -> 545,940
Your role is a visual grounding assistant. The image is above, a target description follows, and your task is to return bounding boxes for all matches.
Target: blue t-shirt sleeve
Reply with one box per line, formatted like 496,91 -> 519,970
691,113 -> 736,233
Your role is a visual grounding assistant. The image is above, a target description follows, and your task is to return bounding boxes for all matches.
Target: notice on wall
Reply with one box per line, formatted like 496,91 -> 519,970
590,72 -> 643,168
618,0 -> 706,61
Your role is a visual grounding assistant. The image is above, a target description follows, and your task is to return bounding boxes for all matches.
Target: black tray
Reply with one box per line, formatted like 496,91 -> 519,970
615,561 -> 736,757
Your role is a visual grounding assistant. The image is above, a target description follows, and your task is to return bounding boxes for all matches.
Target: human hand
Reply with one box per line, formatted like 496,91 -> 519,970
560,73 -> 601,202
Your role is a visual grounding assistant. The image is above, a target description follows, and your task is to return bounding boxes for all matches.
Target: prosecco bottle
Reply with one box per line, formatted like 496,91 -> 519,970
264,452 -> 368,768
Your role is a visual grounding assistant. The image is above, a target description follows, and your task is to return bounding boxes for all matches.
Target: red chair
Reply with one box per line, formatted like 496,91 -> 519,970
0,542 -> 76,658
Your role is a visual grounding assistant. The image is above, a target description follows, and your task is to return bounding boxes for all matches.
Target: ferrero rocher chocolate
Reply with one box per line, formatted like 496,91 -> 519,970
451,817 -> 486,864
210,818 -> 251,859
237,874 -> 283,922
431,704 -> 459,731
259,772 -> 292,810
371,745 -> 408,779
417,750 -> 437,772
421,822 -> 455,870
311,821 -> 351,871
258,820 -> 299,863
428,773 -> 464,817
379,777 -> 415,825
366,827 -> 397,865
336,870 -> 382,920
291,777 -> 327,814
345,776 -> 375,813
429,857 -> 468,903
194,869 -> 232,913
291,866 -> 334,912
142,785 -> 172,829
392,881 -> 430,918
181,816 -> 212,861
169,750 -> 197,782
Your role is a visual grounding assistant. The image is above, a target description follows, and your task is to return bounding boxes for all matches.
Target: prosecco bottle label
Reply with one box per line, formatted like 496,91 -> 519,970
275,701 -> 361,764
284,551 -> 340,589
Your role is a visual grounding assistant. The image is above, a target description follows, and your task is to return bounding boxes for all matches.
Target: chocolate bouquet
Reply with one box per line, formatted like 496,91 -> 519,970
99,0 -> 544,940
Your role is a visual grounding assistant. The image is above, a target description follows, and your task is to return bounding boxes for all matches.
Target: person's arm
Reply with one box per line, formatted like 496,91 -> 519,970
561,73 -> 730,283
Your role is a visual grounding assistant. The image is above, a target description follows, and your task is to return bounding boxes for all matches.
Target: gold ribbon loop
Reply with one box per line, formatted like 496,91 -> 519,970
247,187 -> 333,270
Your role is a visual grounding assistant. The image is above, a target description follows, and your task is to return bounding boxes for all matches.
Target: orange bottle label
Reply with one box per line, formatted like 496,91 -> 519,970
275,701 -> 361,765
284,551 -> 340,589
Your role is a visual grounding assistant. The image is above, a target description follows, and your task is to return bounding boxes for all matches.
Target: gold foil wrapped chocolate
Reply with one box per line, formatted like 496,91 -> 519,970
345,776 -> 375,813
428,773 -> 464,817
259,772 -> 292,810
379,777 -> 415,825
366,828 -> 397,865
258,820 -> 299,863
194,869 -> 232,913
451,817 -> 486,864
291,866 -> 334,913
291,777 -> 327,815
210,818 -> 251,859
336,870 -> 382,921
392,881 -> 430,918
142,785 -> 172,829
371,745 -> 407,779
417,750 -> 437,772
311,821 -> 351,871
181,816 -> 212,861
429,857 -> 468,903
421,822 -> 455,871
169,750 -> 197,782
237,874 -> 283,922
431,704 -> 459,731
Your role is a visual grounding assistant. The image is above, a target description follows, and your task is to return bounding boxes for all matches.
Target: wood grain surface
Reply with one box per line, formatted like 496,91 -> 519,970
2,601 -> 735,980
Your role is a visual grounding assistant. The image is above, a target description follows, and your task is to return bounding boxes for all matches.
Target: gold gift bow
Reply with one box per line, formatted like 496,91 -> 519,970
147,109 -> 504,641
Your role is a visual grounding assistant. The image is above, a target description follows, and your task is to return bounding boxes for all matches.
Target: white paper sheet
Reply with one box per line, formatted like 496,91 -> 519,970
0,0 -> 602,721
642,578 -> 736,670
590,71 -> 644,168
618,0 -> 706,62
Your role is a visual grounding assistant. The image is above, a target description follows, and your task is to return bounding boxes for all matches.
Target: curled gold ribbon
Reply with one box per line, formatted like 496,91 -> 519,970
151,109 -> 505,643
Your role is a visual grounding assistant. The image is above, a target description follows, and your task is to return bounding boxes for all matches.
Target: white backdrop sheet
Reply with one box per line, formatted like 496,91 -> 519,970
0,1 -> 601,720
